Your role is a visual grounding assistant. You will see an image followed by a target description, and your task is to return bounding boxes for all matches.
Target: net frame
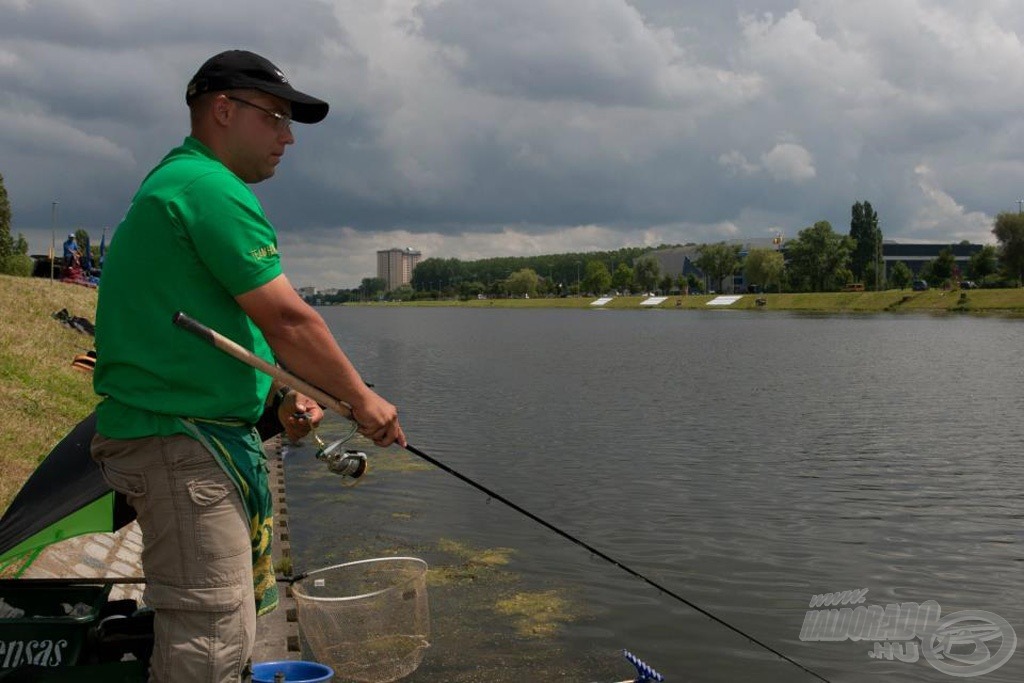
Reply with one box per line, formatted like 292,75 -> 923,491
292,557 -> 430,683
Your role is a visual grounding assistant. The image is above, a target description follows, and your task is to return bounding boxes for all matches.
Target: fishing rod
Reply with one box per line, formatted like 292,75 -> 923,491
171,311 -> 832,683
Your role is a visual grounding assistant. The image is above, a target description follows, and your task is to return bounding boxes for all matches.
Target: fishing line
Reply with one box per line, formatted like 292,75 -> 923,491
172,311 -> 831,683
402,442 -> 830,683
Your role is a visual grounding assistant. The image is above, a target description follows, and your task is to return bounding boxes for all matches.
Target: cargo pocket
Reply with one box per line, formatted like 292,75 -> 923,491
92,435 -> 148,499
98,462 -> 147,499
187,479 -> 250,561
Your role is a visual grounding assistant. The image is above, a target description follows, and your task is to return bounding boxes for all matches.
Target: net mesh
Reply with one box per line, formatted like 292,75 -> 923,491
292,557 -> 430,683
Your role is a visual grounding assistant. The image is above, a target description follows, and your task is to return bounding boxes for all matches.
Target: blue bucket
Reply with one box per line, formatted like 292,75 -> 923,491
252,660 -> 334,682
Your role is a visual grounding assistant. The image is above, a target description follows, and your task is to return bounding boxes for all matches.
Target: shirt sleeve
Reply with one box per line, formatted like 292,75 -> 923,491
178,171 -> 283,296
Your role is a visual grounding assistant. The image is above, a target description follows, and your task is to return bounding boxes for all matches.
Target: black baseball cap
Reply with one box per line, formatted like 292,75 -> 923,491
186,50 -> 329,124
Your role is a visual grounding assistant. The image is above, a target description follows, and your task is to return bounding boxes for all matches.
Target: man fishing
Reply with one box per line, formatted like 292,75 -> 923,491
91,50 -> 406,682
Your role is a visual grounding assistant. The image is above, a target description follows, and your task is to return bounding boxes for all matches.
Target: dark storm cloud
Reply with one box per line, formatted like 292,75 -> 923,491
0,0 -> 348,233
2,0 -> 1021,286
0,1 -> 337,56
418,0 -> 717,106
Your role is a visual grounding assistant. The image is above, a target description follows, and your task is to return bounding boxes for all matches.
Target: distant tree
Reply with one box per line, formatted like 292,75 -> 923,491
582,260 -> 612,294
411,257 -> 465,292
993,212 -> 1024,285
694,242 -> 741,292
889,261 -> 913,289
360,277 -> 387,299
849,200 -> 882,283
505,268 -> 540,297
1,252 -> 33,276
849,201 -> 864,274
968,245 -> 998,280
632,257 -> 660,293
686,273 -> 703,294
863,261 -> 886,291
930,248 -> 956,284
0,173 -> 32,276
74,228 -> 91,255
658,274 -> 674,294
317,289 -> 358,304
611,263 -> 633,292
488,279 -> 509,298
918,260 -> 935,285
0,172 -> 10,261
460,280 -> 485,300
390,284 -> 415,301
785,221 -> 854,292
743,248 -> 785,292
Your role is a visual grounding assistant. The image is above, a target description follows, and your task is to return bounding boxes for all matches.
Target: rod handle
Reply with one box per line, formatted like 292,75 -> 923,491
171,311 -> 354,420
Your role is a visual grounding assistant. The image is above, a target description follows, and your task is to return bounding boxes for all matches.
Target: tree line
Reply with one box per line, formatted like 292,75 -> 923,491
330,200 -> 1024,303
0,172 -> 33,277
733,201 -> 1016,292
405,247 -> 655,300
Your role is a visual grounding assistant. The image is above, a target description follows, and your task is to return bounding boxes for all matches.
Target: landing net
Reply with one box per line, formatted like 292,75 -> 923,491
292,557 -> 430,683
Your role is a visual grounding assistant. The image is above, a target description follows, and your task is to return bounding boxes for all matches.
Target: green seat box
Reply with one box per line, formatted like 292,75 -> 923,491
0,583 -> 112,670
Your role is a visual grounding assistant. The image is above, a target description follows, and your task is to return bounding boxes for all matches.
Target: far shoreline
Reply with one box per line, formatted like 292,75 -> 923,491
327,288 -> 1024,315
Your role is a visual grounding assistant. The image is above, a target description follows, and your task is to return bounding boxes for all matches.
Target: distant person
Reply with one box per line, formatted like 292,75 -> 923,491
92,50 -> 406,682
62,233 -> 80,270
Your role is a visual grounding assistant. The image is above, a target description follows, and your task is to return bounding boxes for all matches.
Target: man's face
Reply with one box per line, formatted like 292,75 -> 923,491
221,90 -> 295,183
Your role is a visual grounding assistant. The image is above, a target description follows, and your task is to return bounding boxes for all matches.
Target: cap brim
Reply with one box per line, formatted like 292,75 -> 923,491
257,82 -> 329,124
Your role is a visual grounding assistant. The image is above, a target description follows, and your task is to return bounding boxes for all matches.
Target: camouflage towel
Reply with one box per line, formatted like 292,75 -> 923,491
179,417 -> 277,616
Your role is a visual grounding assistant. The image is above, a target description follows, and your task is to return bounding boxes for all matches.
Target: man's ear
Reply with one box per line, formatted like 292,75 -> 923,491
212,94 -> 233,126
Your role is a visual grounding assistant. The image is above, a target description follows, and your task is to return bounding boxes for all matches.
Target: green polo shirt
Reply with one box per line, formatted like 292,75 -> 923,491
94,137 -> 282,438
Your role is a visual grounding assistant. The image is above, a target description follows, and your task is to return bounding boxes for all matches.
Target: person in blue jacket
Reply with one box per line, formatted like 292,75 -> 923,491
62,233 -> 80,270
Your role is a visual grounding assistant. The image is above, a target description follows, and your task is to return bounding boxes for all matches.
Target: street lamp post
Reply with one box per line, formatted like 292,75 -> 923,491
50,201 -> 58,283
575,261 -> 581,297
874,221 -> 886,291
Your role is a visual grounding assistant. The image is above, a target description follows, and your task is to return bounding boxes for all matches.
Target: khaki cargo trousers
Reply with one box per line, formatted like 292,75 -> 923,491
92,433 -> 256,683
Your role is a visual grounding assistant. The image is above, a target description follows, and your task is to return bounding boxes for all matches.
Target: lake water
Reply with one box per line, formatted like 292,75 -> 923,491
284,307 -> 1024,682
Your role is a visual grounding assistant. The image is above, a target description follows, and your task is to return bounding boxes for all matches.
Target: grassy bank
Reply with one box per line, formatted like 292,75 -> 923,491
358,287 -> 1024,313
0,274 -> 98,510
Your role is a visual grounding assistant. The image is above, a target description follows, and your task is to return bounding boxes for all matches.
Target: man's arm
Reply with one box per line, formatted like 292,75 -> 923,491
236,274 -> 406,447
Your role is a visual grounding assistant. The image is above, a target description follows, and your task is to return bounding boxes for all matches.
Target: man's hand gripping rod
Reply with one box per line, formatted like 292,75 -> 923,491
171,312 -> 367,479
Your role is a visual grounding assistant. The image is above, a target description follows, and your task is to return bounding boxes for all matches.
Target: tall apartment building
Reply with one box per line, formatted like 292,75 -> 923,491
377,247 -> 422,291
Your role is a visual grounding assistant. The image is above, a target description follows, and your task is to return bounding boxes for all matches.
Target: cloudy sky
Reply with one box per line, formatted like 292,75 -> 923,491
1,0 -> 1019,287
